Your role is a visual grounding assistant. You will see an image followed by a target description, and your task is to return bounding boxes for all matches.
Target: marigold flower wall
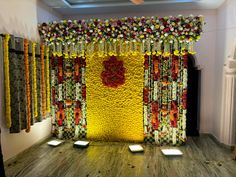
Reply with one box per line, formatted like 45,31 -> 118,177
86,53 -> 144,142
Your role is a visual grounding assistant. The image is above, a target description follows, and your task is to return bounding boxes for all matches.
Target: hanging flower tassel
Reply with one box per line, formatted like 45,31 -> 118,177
24,39 -> 32,133
32,42 -> 38,119
3,34 -> 11,128
40,44 -> 46,118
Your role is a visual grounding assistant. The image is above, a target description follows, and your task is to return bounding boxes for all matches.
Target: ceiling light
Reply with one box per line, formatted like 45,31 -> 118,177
130,0 -> 144,5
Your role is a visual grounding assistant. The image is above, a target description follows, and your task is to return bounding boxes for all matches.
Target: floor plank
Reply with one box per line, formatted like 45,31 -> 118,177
4,135 -> 236,177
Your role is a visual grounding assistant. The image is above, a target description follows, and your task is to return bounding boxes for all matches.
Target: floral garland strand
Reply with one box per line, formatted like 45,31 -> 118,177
47,38 -> 196,60
40,44 -> 46,118
3,34 -> 11,128
32,42 -> 38,118
24,39 -> 32,133
46,46 -> 51,113
51,55 -> 56,134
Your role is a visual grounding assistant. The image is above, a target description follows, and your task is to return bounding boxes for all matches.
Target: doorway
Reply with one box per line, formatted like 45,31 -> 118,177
186,54 -> 201,136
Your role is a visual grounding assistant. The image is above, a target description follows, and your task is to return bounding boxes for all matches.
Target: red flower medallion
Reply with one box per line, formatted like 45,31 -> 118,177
101,56 -> 125,88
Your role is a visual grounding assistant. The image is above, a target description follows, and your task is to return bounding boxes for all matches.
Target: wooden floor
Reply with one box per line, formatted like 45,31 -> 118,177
4,135 -> 236,177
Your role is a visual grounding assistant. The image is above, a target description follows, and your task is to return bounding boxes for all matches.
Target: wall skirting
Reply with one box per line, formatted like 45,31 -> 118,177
202,133 -> 234,150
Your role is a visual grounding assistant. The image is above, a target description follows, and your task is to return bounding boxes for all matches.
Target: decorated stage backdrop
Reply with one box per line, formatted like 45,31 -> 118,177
2,15 -> 204,145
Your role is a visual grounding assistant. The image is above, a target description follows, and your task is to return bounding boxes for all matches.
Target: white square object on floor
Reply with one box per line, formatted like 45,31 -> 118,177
47,140 -> 64,147
129,145 -> 144,152
74,140 -> 89,147
161,149 -> 183,156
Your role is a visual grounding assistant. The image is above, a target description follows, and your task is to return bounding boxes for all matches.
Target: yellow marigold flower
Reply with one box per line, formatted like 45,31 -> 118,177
174,50 -> 180,56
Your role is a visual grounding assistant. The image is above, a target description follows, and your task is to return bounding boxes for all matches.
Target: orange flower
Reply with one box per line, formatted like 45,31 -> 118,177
24,39 -> 32,133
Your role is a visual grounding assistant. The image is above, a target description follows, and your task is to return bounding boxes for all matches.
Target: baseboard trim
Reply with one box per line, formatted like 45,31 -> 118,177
201,133 -> 234,150
4,134 -> 52,163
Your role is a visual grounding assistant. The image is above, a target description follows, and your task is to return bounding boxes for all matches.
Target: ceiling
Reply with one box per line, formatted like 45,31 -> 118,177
41,0 -> 225,15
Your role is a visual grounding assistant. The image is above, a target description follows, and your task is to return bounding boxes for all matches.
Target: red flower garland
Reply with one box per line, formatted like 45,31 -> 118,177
182,89 -> 187,109
143,87 -> 149,104
57,56 -> 64,84
172,55 -> 179,81
74,101 -> 81,125
56,101 -> 65,126
153,55 -> 160,80
144,54 -> 149,69
151,101 -> 159,130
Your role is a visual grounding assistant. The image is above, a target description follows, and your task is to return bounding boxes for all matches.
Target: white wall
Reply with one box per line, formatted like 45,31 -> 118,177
213,0 -> 236,142
0,0 -> 61,161
65,10 -> 218,135
37,0 -> 62,23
